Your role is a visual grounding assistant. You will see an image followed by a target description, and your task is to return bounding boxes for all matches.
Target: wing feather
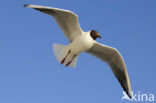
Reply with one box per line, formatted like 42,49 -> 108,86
87,42 -> 132,98
24,4 -> 83,42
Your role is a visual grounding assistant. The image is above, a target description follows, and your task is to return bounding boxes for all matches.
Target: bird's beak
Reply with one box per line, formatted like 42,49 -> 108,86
98,35 -> 102,38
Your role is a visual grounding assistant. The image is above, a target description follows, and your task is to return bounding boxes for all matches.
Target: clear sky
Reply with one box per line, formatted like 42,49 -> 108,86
0,0 -> 156,103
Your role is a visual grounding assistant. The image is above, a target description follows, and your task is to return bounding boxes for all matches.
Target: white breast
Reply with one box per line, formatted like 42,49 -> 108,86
68,31 -> 95,55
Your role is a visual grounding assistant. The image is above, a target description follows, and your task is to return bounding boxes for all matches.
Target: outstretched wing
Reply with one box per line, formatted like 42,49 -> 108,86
24,4 -> 83,42
86,42 -> 132,98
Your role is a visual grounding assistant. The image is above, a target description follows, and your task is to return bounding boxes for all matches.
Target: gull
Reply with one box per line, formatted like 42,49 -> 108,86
24,4 -> 132,98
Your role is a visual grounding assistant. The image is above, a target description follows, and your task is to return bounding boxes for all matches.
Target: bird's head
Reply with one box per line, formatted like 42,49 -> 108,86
90,30 -> 101,40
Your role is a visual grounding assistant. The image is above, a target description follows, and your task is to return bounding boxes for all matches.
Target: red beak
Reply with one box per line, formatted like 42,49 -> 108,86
98,36 -> 102,38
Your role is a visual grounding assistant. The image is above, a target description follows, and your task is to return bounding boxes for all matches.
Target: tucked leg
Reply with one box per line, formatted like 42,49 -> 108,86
66,55 -> 77,67
61,50 -> 71,64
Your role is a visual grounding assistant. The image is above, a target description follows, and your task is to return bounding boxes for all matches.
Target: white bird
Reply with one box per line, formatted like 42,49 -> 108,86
24,4 -> 132,98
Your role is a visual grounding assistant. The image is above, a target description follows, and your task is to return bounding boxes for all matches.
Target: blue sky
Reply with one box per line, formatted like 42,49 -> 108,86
0,0 -> 156,103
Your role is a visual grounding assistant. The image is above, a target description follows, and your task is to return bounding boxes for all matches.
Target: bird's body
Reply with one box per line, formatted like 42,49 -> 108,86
67,31 -> 94,55
25,4 -> 132,98
54,31 -> 95,67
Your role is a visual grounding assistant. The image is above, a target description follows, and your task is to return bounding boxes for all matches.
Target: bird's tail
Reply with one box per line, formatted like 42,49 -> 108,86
53,43 -> 78,68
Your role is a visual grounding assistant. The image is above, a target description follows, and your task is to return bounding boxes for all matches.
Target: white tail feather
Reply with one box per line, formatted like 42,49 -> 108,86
53,43 -> 67,62
53,43 -> 78,68
68,56 -> 78,68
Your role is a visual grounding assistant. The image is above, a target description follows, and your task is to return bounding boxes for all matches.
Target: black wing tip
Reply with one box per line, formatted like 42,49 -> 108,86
24,4 -> 30,7
125,90 -> 132,99
127,93 -> 132,99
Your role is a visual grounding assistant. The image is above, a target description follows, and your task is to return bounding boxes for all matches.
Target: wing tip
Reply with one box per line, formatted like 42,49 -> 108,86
24,4 -> 30,8
127,93 -> 132,99
125,90 -> 132,99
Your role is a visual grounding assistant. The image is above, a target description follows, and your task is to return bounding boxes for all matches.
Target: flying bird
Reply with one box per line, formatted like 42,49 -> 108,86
24,4 -> 132,98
